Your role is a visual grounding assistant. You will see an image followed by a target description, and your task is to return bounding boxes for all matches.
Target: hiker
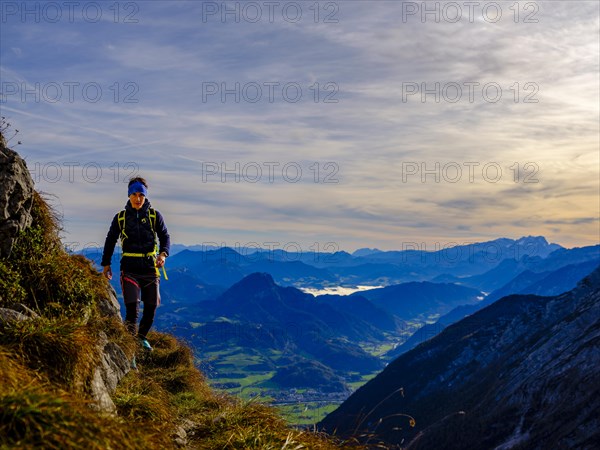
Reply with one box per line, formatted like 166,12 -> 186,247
101,177 -> 170,351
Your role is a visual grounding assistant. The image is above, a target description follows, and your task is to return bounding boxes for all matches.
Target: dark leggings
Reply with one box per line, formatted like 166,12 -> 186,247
121,272 -> 160,339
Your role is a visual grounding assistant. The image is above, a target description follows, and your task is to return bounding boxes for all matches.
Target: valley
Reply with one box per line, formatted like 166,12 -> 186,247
87,237 -> 599,426
196,338 -> 397,425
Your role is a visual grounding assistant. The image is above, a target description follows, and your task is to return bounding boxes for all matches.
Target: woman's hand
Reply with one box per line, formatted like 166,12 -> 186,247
103,265 -> 113,280
156,253 -> 167,268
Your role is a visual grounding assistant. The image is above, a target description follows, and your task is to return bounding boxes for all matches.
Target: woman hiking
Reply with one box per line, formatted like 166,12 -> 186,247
101,177 -> 170,353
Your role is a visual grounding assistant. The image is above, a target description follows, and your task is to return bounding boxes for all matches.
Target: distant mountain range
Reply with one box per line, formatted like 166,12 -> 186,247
387,258 -> 600,359
319,267 -> 600,448
84,236 -> 593,292
156,235 -> 571,288
80,236 -> 599,397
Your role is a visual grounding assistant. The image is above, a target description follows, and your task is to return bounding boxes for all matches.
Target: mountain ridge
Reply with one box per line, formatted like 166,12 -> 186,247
319,267 -> 600,448
386,259 -> 600,359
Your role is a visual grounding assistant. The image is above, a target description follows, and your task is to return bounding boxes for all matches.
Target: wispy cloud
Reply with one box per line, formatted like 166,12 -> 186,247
1,1 -> 598,250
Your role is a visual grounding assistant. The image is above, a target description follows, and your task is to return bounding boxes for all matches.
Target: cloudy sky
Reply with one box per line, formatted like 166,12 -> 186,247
1,0 -> 598,253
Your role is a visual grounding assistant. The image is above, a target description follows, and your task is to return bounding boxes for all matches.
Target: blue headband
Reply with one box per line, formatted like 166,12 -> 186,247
128,181 -> 148,197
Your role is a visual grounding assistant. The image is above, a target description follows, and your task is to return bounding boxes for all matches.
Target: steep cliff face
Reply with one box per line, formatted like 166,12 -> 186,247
320,267 -> 600,449
0,135 -> 35,258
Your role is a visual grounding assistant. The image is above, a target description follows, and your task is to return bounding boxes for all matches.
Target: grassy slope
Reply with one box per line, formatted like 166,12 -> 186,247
0,187 -> 355,448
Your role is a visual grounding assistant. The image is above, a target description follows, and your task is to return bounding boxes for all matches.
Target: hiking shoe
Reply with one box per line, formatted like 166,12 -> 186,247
140,338 -> 153,351
130,355 -> 138,370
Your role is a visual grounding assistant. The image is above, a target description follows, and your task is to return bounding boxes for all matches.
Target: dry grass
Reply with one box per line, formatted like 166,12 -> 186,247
0,316 -> 98,393
114,332 -> 349,449
2,191 -> 108,317
0,350 -> 154,450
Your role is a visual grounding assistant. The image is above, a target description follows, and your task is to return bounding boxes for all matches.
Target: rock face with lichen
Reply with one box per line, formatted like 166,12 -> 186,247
0,136 -> 35,258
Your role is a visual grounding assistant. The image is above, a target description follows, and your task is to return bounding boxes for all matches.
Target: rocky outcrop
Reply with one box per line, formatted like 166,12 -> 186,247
0,138 -> 35,258
0,303 -> 40,328
89,332 -> 130,414
88,286 -> 132,414
90,285 -> 132,414
96,285 -> 122,321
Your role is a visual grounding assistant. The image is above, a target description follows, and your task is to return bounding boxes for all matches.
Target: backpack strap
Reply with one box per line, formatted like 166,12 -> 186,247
117,209 -> 127,243
147,207 -> 167,279
148,208 -> 158,254
148,208 -> 157,234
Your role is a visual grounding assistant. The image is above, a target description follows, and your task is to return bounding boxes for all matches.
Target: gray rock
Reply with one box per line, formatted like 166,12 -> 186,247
173,425 -> 188,447
89,332 -> 130,414
172,419 -> 199,447
10,303 -> 40,319
89,369 -> 117,414
96,285 -> 121,320
99,341 -> 130,393
0,307 -> 30,325
0,140 -> 35,258
179,418 -> 197,444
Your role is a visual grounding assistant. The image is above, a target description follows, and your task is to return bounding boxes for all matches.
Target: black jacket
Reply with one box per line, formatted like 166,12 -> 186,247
101,200 -> 170,274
